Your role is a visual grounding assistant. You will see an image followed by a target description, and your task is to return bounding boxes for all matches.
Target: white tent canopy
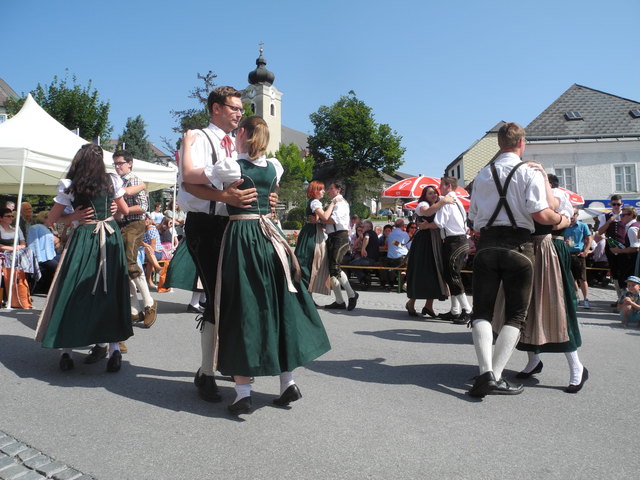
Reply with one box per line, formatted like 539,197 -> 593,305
0,94 -> 177,194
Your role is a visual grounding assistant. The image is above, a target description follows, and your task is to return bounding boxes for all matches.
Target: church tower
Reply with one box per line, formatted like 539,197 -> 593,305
242,44 -> 282,155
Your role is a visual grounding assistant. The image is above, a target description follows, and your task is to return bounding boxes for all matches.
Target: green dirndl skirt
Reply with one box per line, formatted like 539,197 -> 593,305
164,239 -> 201,291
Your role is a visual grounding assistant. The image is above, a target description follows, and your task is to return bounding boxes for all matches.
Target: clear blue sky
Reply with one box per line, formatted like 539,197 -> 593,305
4,0 -> 639,177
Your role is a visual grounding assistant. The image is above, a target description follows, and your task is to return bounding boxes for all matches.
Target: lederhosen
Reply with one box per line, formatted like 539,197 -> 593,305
618,221 -> 640,287
472,161 -> 535,329
603,212 -> 627,288
184,129 -> 229,325
442,199 -> 469,296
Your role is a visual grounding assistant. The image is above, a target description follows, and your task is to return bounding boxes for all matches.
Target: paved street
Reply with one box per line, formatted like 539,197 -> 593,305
1,284 -> 638,479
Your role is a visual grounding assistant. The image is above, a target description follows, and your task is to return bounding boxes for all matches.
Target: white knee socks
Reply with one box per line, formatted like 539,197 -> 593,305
234,383 -> 252,403
522,351 -> 541,373
565,350 -> 584,385
129,279 -> 140,315
472,319 -> 494,375
133,275 -> 154,308
108,342 -> 120,356
330,276 -> 345,305
200,321 -> 216,376
339,271 -> 356,299
492,325 -> 521,381
279,371 -> 295,394
456,293 -> 472,313
189,291 -> 201,308
450,296 -> 461,315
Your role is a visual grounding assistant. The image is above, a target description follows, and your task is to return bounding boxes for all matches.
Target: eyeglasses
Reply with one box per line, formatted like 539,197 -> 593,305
113,161 -> 128,166
222,104 -> 245,114
611,202 -> 622,206
3,214 -> 13,218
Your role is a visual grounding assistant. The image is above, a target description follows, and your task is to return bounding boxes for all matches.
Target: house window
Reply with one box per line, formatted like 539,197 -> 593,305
270,103 -> 275,117
0,113 -> 7,123
564,111 -> 583,121
456,165 -> 460,179
614,165 -> 637,192
250,103 -> 255,114
555,167 -> 576,191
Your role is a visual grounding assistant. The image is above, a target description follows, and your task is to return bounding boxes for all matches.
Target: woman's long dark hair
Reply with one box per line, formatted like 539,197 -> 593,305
418,185 -> 439,206
66,144 -> 113,201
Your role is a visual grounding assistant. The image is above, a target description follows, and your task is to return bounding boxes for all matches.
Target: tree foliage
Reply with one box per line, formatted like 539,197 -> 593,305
349,168 -> 384,213
308,91 -> 404,199
118,115 -> 156,162
274,143 -> 314,207
5,71 -> 112,146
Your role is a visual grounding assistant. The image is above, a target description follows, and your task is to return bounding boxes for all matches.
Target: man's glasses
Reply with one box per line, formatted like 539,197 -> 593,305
611,202 -> 622,206
113,161 -> 128,166
222,103 -> 245,114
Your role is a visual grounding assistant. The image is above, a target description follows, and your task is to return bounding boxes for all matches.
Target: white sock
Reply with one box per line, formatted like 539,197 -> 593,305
330,276 -> 345,304
133,275 -> 154,308
129,280 -> 140,315
234,383 -> 252,403
339,271 -> 356,298
108,342 -> 120,356
492,325 -> 521,381
199,292 -> 206,304
565,350 -> 584,385
97,342 -> 108,348
200,321 -> 215,376
189,291 -> 201,308
279,371 -> 295,394
450,296 -> 461,315
522,352 -> 541,373
456,293 -> 472,313
471,319 -> 493,375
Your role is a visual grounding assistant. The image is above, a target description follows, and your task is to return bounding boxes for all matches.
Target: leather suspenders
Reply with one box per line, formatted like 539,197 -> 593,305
199,129 -> 219,215
485,161 -> 525,229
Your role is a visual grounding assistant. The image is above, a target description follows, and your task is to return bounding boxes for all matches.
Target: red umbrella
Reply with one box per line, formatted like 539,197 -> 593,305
558,187 -> 584,206
404,196 -> 470,211
381,176 -> 469,198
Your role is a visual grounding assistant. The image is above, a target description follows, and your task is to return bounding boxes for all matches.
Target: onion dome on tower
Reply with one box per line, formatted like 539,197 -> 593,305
248,45 -> 275,86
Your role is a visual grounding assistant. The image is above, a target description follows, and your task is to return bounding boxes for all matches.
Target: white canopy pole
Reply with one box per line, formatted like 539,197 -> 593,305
5,151 -> 28,311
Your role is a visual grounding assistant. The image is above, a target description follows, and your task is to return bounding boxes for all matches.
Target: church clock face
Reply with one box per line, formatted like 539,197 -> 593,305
269,87 -> 276,99
246,86 -> 256,99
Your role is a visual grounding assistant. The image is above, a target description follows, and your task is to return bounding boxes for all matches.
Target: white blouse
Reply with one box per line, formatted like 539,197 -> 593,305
54,174 -> 125,206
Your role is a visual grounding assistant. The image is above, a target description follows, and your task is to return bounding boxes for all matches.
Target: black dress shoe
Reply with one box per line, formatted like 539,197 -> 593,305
516,360 -> 544,379
565,367 -> 589,393
273,384 -> 302,407
186,304 -> 205,314
106,350 -> 122,373
405,302 -> 418,317
438,311 -> 457,321
347,292 -> 359,311
489,378 -> 524,395
452,310 -> 471,325
325,301 -> 346,309
421,306 -> 436,318
468,371 -> 497,398
59,353 -> 74,371
84,345 -> 108,364
194,368 -> 222,402
228,396 -> 252,415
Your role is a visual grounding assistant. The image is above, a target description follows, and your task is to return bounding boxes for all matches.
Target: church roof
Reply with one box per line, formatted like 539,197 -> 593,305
0,77 -> 18,107
526,84 -> 640,140
248,47 -> 275,86
281,125 -> 308,151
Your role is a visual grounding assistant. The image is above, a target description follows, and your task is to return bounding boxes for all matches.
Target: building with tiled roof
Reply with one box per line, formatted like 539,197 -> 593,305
443,121 -> 504,187
523,84 -> 640,204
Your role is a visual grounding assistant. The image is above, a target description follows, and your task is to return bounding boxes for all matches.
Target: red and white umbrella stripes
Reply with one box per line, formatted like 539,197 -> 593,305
404,196 -> 470,211
381,176 -> 469,199
558,187 -> 585,206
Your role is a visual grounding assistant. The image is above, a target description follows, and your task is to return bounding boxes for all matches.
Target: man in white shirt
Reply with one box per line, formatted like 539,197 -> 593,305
178,86 -> 257,403
324,182 -> 358,310
467,122 -> 566,398
381,218 -> 409,289
434,177 -> 472,324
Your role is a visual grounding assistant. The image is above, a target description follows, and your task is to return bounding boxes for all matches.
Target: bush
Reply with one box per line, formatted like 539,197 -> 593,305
282,220 -> 302,230
351,202 -> 370,220
286,206 -> 306,224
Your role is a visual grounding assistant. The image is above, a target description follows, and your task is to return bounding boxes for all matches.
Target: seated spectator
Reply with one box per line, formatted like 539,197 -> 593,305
150,202 -> 165,225
378,224 -> 393,259
618,275 -> 640,327
27,211 -> 60,293
349,220 -> 380,289
380,219 -> 409,289
405,221 -> 417,250
158,217 -> 178,258
141,214 -> 163,288
346,221 -> 365,263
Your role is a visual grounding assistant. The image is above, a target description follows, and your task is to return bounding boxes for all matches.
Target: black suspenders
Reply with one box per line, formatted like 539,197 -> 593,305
199,129 -> 219,215
485,161 -> 526,229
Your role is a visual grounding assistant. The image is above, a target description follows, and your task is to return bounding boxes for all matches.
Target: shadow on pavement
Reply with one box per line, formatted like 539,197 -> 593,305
0,334 -> 272,419
307,357 -> 479,402
354,328 -> 472,345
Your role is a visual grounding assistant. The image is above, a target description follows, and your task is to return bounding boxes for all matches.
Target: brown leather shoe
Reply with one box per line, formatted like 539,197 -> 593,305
84,345 -> 108,364
119,341 -> 128,354
142,301 -> 158,328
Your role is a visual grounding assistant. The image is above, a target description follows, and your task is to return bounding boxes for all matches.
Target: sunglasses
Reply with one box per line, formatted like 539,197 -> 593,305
611,202 -> 622,206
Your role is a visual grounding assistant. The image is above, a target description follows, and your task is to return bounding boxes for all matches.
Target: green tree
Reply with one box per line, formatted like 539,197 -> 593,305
349,168 -> 384,218
5,70 -> 112,146
274,143 -> 314,208
308,91 -> 404,200
118,115 -> 156,162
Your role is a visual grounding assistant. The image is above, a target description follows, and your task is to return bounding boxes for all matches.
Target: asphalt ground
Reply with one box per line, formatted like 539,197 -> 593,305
1,283 -> 639,479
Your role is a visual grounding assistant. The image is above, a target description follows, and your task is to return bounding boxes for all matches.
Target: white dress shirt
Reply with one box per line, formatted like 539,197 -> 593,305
326,195 -> 350,233
468,152 -> 548,232
434,192 -> 467,237
177,123 -> 237,214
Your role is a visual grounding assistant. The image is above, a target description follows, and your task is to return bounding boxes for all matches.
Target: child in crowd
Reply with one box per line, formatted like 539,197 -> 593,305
617,275 -> 640,327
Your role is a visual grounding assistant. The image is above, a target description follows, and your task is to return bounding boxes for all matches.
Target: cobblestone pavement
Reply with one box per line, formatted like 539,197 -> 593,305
0,431 -> 92,480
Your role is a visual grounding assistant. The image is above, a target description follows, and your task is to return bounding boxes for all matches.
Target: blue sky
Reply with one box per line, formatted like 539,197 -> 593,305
4,0 -> 639,177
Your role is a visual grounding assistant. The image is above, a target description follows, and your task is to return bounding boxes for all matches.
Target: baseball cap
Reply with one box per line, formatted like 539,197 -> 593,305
626,275 -> 640,284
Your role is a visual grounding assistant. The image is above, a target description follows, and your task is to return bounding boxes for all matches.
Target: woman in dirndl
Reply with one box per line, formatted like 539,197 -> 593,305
35,144 -> 132,373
